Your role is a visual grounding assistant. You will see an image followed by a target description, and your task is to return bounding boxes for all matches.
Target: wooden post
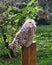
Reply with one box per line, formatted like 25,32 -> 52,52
22,41 -> 36,65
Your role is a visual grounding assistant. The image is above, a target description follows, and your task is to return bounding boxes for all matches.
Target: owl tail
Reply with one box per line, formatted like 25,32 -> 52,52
9,43 -> 16,50
9,38 -> 19,50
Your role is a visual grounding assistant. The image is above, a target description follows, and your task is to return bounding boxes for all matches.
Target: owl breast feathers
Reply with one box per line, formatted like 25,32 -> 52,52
9,19 -> 36,50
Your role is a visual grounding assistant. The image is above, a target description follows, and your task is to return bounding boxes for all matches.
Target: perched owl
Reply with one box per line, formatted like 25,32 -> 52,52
9,19 -> 36,50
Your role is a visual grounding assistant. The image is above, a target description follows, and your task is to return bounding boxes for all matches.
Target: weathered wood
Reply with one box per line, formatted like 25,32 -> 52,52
22,41 -> 36,65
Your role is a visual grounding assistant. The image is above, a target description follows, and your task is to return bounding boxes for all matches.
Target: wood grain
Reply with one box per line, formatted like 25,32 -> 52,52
22,42 -> 36,65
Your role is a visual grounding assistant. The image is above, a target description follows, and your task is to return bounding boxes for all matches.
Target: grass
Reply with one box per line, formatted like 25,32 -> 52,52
0,56 -> 21,65
0,25 -> 52,65
35,25 -> 52,65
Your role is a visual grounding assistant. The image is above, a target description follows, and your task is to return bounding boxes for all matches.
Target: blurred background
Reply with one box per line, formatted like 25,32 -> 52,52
0,0 -> 52,65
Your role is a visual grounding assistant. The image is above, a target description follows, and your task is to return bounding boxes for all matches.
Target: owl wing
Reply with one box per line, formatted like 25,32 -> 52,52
15,26 -> 34,47
20,27 -> 33,47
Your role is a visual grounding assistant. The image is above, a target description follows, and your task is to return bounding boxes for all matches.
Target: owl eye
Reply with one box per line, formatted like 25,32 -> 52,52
29,22 -> 31,23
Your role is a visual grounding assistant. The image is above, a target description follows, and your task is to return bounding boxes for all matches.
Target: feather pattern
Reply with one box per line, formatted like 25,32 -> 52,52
9,19 -> 36,49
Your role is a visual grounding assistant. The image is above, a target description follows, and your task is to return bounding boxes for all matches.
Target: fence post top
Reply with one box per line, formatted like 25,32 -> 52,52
33,41 -> 36,44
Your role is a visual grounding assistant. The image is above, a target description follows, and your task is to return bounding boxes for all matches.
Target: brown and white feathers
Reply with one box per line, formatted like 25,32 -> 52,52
9,19 -> 36,50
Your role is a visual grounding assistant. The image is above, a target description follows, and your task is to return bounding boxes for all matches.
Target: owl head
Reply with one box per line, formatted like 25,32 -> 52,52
23,19 -> 37,31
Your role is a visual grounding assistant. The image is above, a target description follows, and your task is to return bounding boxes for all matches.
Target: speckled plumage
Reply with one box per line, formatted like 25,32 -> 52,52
9,19 -> 36,49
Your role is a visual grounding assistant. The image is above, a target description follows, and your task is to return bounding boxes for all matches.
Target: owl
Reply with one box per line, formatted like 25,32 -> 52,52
9,19 -> 36,50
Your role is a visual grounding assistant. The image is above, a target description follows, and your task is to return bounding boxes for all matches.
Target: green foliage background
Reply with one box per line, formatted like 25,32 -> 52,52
0,0 -> 52,65
0,0 -> 39,56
